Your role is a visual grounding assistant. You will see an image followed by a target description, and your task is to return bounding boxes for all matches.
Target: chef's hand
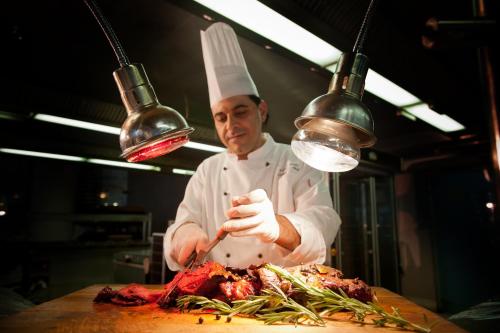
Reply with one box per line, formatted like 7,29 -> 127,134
222,189 -> 280,243
170,223 -> 209,267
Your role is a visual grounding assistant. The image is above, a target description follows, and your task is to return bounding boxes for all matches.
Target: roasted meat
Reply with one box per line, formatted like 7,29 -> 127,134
282,264 -> 373,302
94,262 -> 373,307
219,278 -> 260,301
157,261 -> 249,307
94,284 -> 163,306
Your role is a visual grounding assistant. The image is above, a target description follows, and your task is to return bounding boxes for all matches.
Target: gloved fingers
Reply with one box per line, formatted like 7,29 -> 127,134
226,202 -> 263,218
232,189 -> 268,206
177,243 -> 197,266
222,215 -> 262,232
195,236 -> 210,253
231,197 -> 244,207
229,223 -> 278,242
229,225 -> 261,238
176,234 -> 208,266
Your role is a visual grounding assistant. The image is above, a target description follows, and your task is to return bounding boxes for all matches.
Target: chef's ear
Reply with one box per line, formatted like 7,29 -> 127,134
258,99 -> 269,124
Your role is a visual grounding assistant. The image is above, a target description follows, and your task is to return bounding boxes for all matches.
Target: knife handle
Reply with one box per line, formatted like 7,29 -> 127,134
184,250 -> 197,269
216,229 -> 228,241
190,230 -> 228,268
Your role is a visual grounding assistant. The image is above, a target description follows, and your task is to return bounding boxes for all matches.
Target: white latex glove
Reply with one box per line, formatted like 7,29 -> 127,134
170,223 -> 209,267
222,189 -> 280,243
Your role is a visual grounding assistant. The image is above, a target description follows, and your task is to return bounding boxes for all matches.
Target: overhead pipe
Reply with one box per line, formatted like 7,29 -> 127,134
422,17 -> 496,49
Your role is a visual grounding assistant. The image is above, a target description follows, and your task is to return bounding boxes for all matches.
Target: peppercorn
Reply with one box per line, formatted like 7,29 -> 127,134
198,317 -> 204,324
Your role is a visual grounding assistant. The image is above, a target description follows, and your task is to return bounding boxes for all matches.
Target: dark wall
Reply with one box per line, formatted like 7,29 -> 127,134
0,153 -> 191,302
0,154 -> 190,241
415,167 -> 499,314
395,173 -> 438,310
128,171 -> 189,233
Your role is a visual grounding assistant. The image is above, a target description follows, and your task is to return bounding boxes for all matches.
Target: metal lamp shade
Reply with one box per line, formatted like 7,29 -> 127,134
295,92 -> 376,148
291,53 -> 376,172
114,64 -> 193,162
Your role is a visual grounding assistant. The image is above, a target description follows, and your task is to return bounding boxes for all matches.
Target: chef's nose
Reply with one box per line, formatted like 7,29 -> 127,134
226,113 -> 237,131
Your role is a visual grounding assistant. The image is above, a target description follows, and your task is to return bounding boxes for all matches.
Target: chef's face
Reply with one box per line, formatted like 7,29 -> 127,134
211,95 -> 268,159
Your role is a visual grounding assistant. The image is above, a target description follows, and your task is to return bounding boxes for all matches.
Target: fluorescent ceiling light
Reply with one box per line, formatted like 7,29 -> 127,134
404,103 -> 465,132
364,70 -> 421,107
34,114 -> 120,135
33,113 -> 224,153
172,168 -> 196,176
0,110 -> 25,121
87,158 -> 161,171
0,148 -> 161,171
400,110 -> 417,121
184,141 -> 225,153
0,148 -> 85,162
193,0 -> 342,66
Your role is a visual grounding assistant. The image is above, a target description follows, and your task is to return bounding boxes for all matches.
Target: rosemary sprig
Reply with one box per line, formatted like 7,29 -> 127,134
176,295 -> 232,314
265,264 -> 431,333
176,290 -> 324,326
255,286 -> 325,326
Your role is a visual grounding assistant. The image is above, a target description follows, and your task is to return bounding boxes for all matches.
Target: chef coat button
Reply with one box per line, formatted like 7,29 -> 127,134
226,253 -> 231,258
223,167 -> 227,171
223,192 -> 228,196
265,162 -> 270,167
258,253 -> 263,258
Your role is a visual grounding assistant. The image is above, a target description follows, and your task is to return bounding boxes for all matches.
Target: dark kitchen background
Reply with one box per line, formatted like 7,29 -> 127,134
0,0 -> 498,331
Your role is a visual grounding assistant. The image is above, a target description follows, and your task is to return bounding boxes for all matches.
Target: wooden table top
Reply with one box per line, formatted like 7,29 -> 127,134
0,284 -> 468,333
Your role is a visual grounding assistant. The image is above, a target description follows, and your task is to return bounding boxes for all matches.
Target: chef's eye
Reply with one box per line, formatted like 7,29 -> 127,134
234,109 -> 247,117
215,114 -> 227,122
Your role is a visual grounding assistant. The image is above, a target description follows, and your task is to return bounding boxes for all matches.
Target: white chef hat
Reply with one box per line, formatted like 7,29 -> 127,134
201,22 -> 259,108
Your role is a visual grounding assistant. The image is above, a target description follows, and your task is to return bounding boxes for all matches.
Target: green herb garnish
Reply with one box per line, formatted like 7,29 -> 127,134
176,264 -> 431,332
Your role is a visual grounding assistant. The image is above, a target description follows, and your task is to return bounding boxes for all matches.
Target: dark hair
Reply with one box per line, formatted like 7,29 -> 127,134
248,95 -> 261,106
248,95 -> 269,125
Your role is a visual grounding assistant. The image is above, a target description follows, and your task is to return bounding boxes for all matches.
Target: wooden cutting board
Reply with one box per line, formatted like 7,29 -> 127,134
0,284 -> 467,333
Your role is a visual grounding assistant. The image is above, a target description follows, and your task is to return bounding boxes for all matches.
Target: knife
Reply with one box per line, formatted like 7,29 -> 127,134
189,229 -> 228,268
160,229 -> 228,303
159,252 -> 195,304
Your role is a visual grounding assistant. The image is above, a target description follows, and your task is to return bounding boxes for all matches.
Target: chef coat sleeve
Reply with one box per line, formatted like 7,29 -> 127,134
163,163 -> 205,271
279,165 -> 341,265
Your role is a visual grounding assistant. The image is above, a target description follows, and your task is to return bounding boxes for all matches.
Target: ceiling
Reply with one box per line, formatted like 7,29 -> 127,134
0,0 -> 497,172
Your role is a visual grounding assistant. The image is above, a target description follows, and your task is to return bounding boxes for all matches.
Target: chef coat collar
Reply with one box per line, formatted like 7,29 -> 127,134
226,133 -> 274,162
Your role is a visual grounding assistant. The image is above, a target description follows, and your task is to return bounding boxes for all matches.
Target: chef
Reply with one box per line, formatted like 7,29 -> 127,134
164,22 -> 341,270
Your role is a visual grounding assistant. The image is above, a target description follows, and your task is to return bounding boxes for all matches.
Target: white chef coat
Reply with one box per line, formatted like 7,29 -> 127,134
164,133 -> 341,270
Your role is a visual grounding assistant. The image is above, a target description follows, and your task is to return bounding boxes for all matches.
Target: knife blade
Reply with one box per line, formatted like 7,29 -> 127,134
160,229 -> 228,303
190,229 -> 228,268
159,250 -> 197,303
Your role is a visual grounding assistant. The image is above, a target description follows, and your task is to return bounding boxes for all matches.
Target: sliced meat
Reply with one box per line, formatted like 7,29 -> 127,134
256,266 -> 281,290
176,262 -> 229,295
342,278 -> 373,303
94,286 -> 117,303
94,284 -> 163,306
96,261 -> 373,309
158,261 -> 236,308
255,264 -> 373,303
219,279 -> 257,301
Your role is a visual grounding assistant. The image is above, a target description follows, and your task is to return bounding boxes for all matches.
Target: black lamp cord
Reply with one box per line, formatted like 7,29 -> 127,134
352,0 -> 378,54
83,0 -> 130,67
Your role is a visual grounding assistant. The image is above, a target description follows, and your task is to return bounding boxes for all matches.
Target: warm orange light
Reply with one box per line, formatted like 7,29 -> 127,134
125,136 -> 189,162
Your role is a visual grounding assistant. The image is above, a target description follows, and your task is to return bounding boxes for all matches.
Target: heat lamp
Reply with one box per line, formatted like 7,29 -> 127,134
291,0 -> 378,172
84,0 -> 193,162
